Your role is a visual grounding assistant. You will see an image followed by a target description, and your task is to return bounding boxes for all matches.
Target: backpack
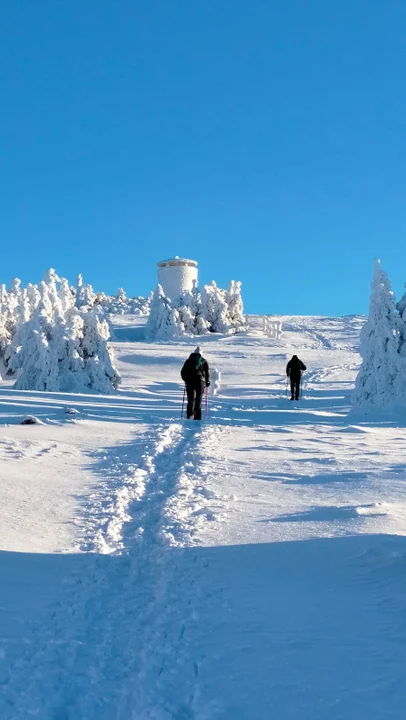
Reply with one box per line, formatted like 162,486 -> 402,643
183,354 -> 205,381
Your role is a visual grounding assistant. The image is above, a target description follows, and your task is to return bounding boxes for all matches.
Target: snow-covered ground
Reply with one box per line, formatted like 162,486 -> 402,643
1,314 -> 406,719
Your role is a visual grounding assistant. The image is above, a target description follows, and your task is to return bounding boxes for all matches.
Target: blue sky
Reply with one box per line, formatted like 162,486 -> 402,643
1,0 -> 405,315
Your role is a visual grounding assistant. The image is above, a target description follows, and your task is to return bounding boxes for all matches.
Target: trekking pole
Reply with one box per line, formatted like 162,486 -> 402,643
181,386 -> 186,418
205,386 -> 209,419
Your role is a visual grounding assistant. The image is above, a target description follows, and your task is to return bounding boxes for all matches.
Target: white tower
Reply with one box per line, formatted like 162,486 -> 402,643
157,257 -> 198,299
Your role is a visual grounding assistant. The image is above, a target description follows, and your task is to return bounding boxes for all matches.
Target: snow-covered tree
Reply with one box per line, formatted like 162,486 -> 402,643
0,279 -> 35,375
191,284 -> 210,335
352,259 -> 401,408
94,288 -> 151,317
26,283 -> 41,315
78,308 -> 120,392
173,291 -> 199,335
76,274 -> 96,308
146,278 -> 246,339
59,277 -> 75,314
201,282 -> 234,334
8,273 -> 120,393
145,285 -> 185,340
225,280 -> 246,333
212,287 -> 232,334
10,285 -> 60,391
397,283 -> 406,356
200,282 -> 217,332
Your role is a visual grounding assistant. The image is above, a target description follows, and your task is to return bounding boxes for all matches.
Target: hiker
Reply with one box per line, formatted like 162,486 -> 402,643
181,346 -> 210,420
286,355 -> 306,401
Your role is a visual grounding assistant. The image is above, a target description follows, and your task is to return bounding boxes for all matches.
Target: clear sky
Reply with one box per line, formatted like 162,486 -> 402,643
1,1 -> 405,315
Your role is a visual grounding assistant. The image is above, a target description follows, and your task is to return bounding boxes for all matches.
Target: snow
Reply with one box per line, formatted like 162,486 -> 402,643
1,312 -> 406,719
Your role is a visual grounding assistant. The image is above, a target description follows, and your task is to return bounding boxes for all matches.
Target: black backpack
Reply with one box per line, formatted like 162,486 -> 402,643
184,354 -> 205,380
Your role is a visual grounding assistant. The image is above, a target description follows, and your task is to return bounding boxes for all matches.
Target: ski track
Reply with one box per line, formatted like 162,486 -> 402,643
0,421 -> 227,720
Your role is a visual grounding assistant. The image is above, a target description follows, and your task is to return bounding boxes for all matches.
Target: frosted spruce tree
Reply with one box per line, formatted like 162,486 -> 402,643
0,279 -> 41,375
77,308 -> 121,392
394,283 -> 406,400
226,280 -> 246,333
201,282 -> 235,334
146,279 -> 246,339
145,285 -> 184,340
76,274 -> 96,308
211,287 -> 232,333
191,284 -> 210,335
352,259 -> 401,408
9,274 -> 120,393
10,283 -> 60,391
397,284 -> 406,355
174,291 -> 199,335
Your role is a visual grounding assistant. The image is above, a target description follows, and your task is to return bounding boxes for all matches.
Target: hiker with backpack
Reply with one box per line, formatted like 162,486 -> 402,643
286,355 -> 306,401
181,346 -> 210,420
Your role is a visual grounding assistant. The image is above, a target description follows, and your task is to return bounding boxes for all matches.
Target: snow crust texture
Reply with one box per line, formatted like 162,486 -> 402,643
1,312 -> 406,719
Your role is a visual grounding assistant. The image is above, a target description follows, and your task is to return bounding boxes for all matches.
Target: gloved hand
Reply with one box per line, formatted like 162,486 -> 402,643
206,382 -> 210,387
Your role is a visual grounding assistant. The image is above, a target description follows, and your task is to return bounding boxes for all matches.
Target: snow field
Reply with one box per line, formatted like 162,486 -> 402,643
0,313 -> 406,718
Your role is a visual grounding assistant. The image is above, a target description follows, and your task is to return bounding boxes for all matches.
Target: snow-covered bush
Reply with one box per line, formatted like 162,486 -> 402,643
209,365 -> 221,396
352,260 -> 401,408
96,288 -> 151,316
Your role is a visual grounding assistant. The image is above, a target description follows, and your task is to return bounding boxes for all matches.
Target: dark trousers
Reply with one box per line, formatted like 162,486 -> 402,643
290,376 -> 301,400
186,380 -> 205,420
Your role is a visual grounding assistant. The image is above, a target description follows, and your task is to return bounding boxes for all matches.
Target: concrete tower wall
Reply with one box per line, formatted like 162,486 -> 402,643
157,258 -> 198,299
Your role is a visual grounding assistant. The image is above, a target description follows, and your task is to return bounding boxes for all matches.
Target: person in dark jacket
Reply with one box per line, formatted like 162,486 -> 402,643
181,346 -> 210,420
286,355 -> 306,401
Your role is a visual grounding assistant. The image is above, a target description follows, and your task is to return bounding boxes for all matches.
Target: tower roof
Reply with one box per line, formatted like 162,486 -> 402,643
157,256 -> 198,268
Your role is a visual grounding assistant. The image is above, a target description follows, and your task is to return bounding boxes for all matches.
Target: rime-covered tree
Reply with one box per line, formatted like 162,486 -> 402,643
0,279 -> 36,375
11,284 -> 60,391
78,308 -> 121,392
146,285 -> 185,340
225,280 -> 246,333
201,282 -> 235,334
174,291 -> 198,335
397,283 -> 406,356
352,259 -> 401,408
9,274 -> 120,393
76,274 -> 96,308
59,277 -> 75,314
191,284 -> 210,335
200,282 -> 217,332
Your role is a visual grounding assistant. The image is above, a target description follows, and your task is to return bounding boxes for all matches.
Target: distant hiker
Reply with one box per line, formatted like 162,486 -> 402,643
286,355 -> 306,401
181,346 -> 210,420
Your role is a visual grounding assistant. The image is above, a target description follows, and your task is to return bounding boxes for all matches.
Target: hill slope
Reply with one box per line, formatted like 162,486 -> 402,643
1,315 -> 406,720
